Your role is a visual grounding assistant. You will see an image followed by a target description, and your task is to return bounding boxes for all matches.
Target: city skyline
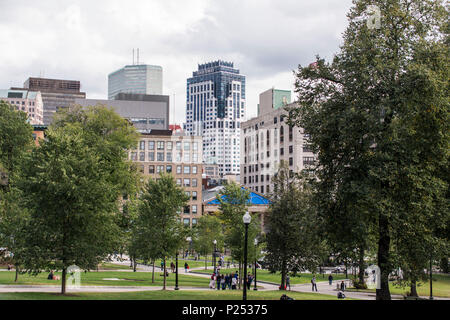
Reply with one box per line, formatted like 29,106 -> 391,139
0,0 -> 353,124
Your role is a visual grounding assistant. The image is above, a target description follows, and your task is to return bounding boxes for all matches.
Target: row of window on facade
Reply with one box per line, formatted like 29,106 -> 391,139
177,204 -> 199,215
131,151 -> 199,163
135,140 -> 199,152
139,164 -> 199,175
6,100 -> 36,106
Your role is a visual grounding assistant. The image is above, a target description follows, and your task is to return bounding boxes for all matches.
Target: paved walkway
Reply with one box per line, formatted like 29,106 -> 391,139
1,258 -> 447,300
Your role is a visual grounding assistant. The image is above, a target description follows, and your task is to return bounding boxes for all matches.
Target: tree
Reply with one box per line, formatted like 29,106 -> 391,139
288,0 -> 449,300
0,100 -> 33,282
265,162 -> 327,290
134,173 -> 189,289
216,182 -> 260,288
17,106 -> 138,294
193,215 -> 224,270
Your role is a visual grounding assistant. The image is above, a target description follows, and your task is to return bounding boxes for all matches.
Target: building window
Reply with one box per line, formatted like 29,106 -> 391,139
177,165 -> 182,174
184,153 -> 190,162
184,206 -> 190,214
140,141 -> 145,150
192,191 -> 197,201
192,166 -> 197,174
130,152 -> 137,161
156,165 -> 164,173
192,205 -> 197,214
167,142 -> 173,150
166,152 -> 172,162
176,178 -> 182,186
184,166 -> 190,174
261,186 -> 264,194
139,152 -> 145,161
192,218 -> 197,226
166,165 -> 172,173
289,157 -> 293,166
149,165 -> 155,174
192,179 -> 197,187
289,145 -> 293,154
193,142 -> 198,151
192,153 -> 198,162
157,152 -> 164,161
148,152 -> 155,161
176,152 -> 182,162
157,141 -> 164,150
176,141 -> 182,150
183,218 -> 190,226
148,141 -> 155,150
184,142 -> 190,151
183,179 -> 190,187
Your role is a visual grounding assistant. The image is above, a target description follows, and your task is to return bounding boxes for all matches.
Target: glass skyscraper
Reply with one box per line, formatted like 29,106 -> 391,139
108,64 -> 163,99
185,60 -> 245,176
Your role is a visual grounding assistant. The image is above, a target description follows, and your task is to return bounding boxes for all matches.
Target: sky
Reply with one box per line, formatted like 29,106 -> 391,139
0,0 -> 354,124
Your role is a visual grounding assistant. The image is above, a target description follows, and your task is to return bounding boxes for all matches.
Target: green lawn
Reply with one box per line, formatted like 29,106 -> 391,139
98,262 -> 131,270
0,290 -> 354,300
347,274 -> 450,298
192,269 -> 347,285
0,270 -> 210,287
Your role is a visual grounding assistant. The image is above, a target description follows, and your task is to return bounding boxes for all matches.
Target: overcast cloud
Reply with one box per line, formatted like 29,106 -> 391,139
0,0 -> 353,123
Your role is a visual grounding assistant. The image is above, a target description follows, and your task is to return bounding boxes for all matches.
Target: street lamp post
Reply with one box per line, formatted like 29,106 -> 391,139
243,211 -> 251,301
175,249 -> 179,290
213,240 -> 217,274
430,253 -> 433,300
254,238 -> 258,291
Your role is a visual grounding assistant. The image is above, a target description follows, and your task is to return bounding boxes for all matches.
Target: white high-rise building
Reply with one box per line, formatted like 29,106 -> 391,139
108,64 -> 163,99
185,60 -> 245,177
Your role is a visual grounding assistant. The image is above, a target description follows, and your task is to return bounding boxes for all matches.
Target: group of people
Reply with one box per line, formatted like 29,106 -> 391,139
209,271 -> 255,290
167,261 -> 190,273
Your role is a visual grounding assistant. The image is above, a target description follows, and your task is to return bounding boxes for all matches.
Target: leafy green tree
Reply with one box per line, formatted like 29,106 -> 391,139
0,100 -> 33,282
193,215 -> 224,270
216,182 -> 261,288
288,0 -> 449,300
265,162 -> 328,290
17,106 -> 138,294
134,173 -> 189,289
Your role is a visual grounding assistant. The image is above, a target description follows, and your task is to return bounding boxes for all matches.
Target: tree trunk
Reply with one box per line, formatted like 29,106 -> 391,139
440,257 -> 448,273
163,256 -> 167,290
358,249 -> 365,283
238,261 -> 242,290
410,279 -> 418,297
61,267 -> 67,295
14,265 -> 18,282
133,258 -> 137,272
376,213 -> 391,300
152,261 -> 155,283
280,259 -> 286,290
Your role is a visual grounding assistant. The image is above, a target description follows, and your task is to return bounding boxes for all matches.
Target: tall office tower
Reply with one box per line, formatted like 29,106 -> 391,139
108,64 -> 163,99
21,77 -> 86,125
241,88 -> 315,195
185,60 -> 245,177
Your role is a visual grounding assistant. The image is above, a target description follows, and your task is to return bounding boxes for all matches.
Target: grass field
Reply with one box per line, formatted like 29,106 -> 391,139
0,270 -> 210,287
347,273 -> 450,298
0,290 -> 354,300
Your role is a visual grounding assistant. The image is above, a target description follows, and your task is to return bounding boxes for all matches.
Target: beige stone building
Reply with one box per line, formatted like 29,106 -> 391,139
241,89 -> 315,195
129,130 -> 203,227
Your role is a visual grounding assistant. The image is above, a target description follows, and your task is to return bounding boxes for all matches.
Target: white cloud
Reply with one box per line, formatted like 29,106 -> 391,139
0,0 -> 353,123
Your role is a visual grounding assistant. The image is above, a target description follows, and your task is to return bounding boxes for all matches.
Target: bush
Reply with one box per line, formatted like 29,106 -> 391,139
352,279 -> 367,289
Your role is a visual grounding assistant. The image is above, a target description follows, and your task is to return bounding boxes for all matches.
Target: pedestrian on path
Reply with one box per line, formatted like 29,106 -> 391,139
340,281 -> 345,291
184,262 -> 189,273
216,272 -> 221,290
311,276 -> 318,292
231,275 -> 237,290
170,262 -> 175,273
247,273 -> 253,290
221,274 -> 226,290
209,273 -> 216,289
328,274 -> 333,286
286,275 -> 291,291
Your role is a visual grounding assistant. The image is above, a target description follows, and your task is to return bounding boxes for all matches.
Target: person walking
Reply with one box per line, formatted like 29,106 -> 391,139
231,275 -> 237,290
340,280 -> 345,291
227,274 -> 232,290
184,262 -> 189,273
209,273 -> 216,289
286,275 -> 291,291
221,274 -> 226,290
170,262 -> 175,273
311,276 -> 318,292
247,273 -> 253,290
328,274 -> 333,286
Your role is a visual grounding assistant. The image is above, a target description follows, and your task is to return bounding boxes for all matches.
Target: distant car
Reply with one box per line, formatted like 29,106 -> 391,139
333,267 -> 342,273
